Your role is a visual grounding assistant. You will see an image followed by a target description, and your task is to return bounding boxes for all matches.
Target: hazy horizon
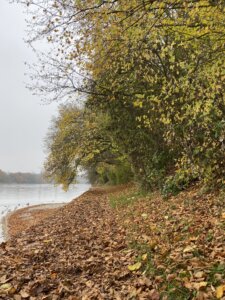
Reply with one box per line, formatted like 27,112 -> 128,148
0,1 -> 58,173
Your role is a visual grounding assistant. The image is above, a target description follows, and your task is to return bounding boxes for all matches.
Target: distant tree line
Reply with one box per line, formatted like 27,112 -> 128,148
0,169 -> 46,184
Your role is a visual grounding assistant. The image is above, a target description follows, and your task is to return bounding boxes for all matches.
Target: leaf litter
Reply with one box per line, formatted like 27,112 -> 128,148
0,185 -> 224,299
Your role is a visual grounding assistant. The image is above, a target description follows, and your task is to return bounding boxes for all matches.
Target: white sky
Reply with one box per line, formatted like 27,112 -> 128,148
0,1 -> 58,173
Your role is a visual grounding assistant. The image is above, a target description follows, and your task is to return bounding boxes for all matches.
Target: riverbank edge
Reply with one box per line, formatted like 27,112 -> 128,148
0,186 -> 112,242
1,203 -> 66,241
0,184 -> 130,244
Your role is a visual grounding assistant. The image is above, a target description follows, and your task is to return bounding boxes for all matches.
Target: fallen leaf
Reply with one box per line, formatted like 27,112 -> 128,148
149,289 -> 160,300
8,287 -> 16,294
189,236 -> 198,241
141,213 -> 148,219
184,281 -> 193,289
0,275 -> 7,284
20,290 -> 30,298
167,273 -> 176,281
43,239 -> 52,243
148,240 -> 157,249
142,253 -> 148,261
128,262 -> 142,271
183,245 -> 196,253
142,234 -> 151,241
0,283 -> 12,291
194,271 -> 205,278
51,272 -> 57,279
193,281 -> 208,290
216,285 -> 225,299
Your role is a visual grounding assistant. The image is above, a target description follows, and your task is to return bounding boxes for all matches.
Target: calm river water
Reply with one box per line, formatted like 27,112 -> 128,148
0,181 -> 91,242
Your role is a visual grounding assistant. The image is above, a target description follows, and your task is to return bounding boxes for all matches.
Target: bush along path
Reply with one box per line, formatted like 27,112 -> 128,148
0,185 -> 225,299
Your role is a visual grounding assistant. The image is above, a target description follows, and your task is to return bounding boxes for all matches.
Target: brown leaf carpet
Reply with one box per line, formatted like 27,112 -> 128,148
0,188 -> 153,300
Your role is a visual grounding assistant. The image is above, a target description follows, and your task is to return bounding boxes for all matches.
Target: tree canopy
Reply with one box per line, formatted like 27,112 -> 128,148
44,104 -> 133,189
16,0 -> 225,193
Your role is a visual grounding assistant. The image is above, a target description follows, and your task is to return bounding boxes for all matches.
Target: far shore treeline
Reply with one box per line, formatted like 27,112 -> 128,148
0,169 -> 46,184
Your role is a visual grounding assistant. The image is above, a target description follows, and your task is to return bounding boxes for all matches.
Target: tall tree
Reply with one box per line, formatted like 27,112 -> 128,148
44,103 -> 133,189
16,0 -> 225,190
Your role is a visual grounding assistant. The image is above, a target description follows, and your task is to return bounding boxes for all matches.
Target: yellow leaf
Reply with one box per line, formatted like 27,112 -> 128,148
194,271 -> 205,278
216,285 -> 225,299
43,239 -> 52,243
148,240 -> 157,249
141,213 -> 148,219
133,100 -> 143,108
128,262 -> 142,271
193,281 -> 207,290
0,283 -> 12,291
142,254 -> 148,261
189,236 -> 198,242
183,245 -> 196,253
222,213 -> 225,219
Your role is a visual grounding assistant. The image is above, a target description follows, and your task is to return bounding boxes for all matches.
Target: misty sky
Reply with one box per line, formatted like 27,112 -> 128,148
0,1 -> 58,173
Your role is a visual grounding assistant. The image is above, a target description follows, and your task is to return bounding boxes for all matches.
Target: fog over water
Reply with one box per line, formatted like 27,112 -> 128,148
0,1 -> 58,173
